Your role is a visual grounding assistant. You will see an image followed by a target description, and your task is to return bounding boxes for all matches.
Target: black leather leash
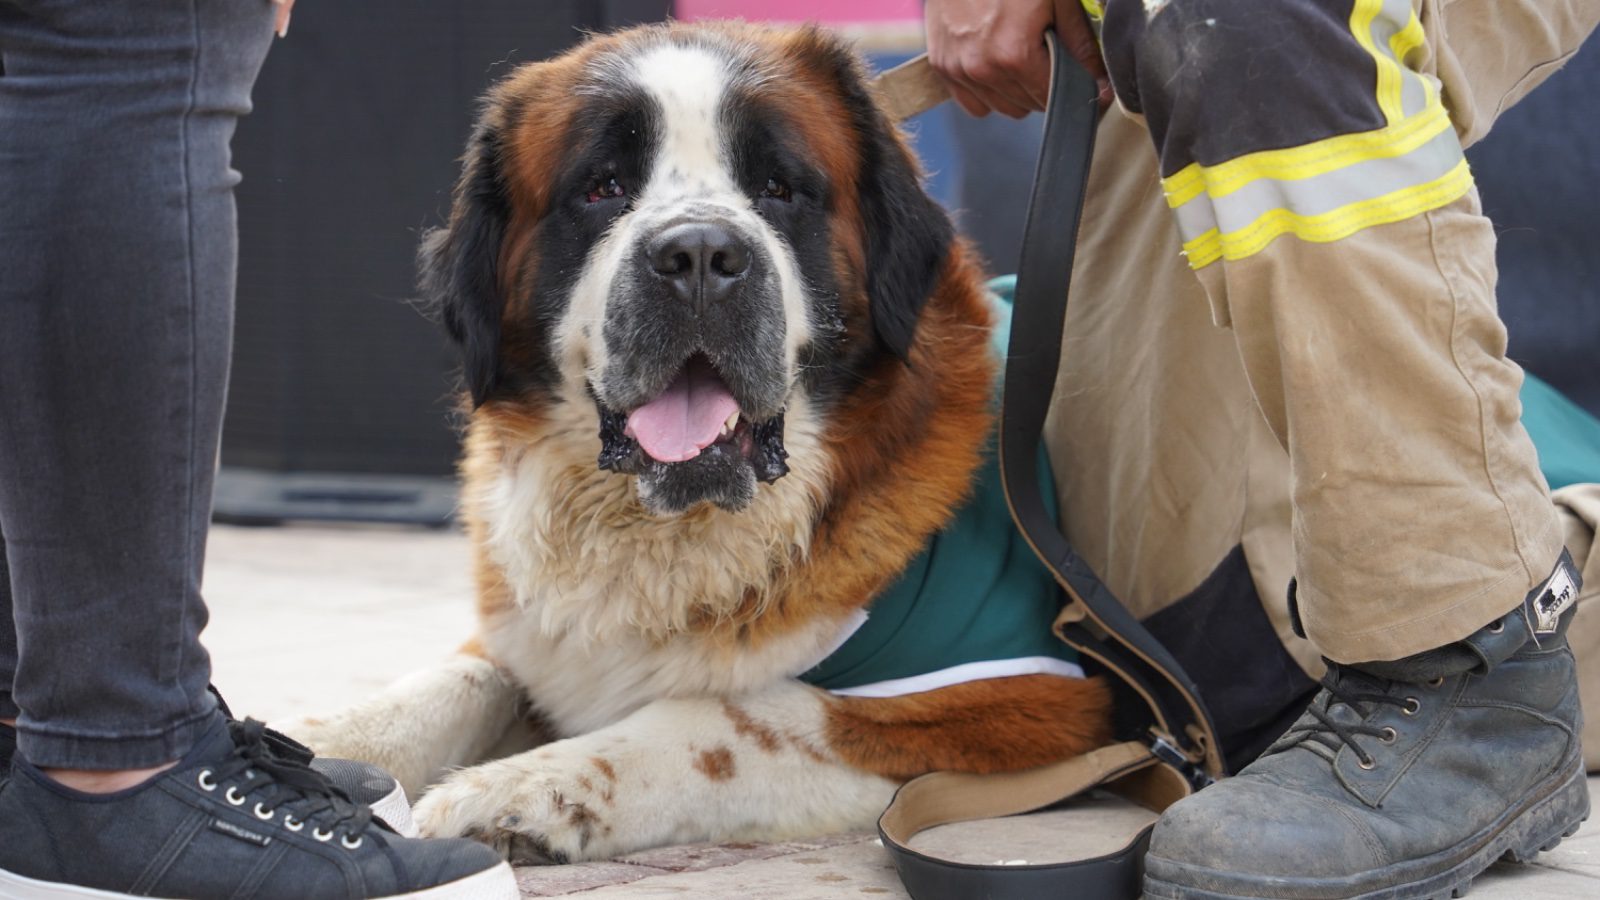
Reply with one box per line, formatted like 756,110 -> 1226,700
872,32 -> 1225,899
999,34 -> 1221,787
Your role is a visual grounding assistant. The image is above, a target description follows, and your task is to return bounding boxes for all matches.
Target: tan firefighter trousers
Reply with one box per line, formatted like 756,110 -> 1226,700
1043,0 -> 1600,765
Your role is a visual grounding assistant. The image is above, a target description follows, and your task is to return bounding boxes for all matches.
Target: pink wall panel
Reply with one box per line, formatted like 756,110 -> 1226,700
675,0 -> 922,23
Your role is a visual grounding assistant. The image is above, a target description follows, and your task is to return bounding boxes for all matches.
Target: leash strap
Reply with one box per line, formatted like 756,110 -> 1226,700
872,33 -> 1225,899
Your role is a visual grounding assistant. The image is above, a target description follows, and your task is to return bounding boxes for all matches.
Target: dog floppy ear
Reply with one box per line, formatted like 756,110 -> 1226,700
789,27 -> 953,361
858,127 -> 954,362
817,45 -> 955,363
857,117 -> 954,361
419,120 -> 512,407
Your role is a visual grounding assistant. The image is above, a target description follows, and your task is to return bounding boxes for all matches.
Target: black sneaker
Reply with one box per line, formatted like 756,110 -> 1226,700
1,715 -> 415,837
0,715 -> 518,899
3,694 -> 418,838
310,755 -> 418,839
0,720 -> 14,776
209,688 -> 418,838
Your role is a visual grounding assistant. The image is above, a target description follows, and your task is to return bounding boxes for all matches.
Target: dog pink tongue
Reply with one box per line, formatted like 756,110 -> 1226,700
624,358 -> 740,463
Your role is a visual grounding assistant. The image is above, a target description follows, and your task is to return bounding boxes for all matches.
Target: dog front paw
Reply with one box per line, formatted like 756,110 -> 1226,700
414,751 -> 623,864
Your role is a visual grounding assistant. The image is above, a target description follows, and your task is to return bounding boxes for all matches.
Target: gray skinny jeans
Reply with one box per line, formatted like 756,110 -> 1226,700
0,0 -> 274,768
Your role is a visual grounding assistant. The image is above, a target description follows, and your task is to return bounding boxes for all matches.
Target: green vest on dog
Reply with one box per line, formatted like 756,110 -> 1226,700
799,282 -> 1084,696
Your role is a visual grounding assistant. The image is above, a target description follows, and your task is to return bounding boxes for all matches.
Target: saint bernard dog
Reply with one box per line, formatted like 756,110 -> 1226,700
281,21 -> 1113,863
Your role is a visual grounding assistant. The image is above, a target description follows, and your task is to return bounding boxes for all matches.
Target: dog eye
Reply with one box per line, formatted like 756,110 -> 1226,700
586,176 -> 626,204
761,177 -> 792,202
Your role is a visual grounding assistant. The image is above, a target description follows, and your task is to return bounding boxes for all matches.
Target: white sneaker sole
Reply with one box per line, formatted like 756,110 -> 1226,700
0,860 -> 519,900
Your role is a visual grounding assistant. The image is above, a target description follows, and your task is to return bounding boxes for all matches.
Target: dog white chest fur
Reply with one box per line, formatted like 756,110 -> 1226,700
473,392 -> 843,738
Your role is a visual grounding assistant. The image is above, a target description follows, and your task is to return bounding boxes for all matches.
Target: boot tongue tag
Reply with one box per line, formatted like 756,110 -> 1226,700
1533,562 -> 1578,635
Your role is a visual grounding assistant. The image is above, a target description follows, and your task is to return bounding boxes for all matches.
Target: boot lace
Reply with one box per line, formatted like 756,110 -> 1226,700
1284,664 -> 1413,768
198,719 -> 375,848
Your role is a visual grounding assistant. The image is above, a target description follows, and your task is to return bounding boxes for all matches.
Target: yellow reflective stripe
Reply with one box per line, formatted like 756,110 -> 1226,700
1156,0 -> 1453,269
1353,0 -> 1430,125
1349,0 -> 1403,124
1389,13 -> 1426,70
1079,0 -> 1105,21
1389,13 -> 1431,107
1162,101 -> 1452,207
1180,159 -> 1473,268
1164,0 -> 1439,209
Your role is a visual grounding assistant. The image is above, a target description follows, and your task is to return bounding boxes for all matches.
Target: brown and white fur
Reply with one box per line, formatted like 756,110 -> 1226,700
279,22 -> 1113,864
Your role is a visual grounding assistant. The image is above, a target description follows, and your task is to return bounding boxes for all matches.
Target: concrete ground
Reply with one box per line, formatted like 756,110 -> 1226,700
205,522 -> 1599,898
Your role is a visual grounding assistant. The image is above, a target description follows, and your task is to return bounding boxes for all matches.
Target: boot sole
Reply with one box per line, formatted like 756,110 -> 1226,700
0,860 -> 518,900
1144,751 -> 1590,899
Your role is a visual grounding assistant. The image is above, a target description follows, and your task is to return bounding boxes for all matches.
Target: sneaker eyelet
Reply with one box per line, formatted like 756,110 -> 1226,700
1427,677 -> 1445,688
225,787 -> 247,806
1380,727 -> 1398,744
254,802 -> 275,821
1487,620 -> 1505,634
1358,756 -> 1378,770
313,827 -> 334,842
341,834 -> 364,850
197,770 -> 218,791
283,815 -> 304,832
1403,697 -> 1421,715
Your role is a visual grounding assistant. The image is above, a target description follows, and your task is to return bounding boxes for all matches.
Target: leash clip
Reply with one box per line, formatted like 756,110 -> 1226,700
1148,730 -> 1215,792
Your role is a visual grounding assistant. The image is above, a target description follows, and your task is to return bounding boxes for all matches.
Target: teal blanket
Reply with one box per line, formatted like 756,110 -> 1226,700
1522,372 -> 1600,490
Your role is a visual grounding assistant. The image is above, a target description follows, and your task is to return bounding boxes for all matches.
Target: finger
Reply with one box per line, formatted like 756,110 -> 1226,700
1008,38 -> 1053,110
1062,29 -> 1107,84
925,39 -> 978,113
980,78 -> 1038,118
946,80 -> 994,117
1054,2 -> 1108,83
958,56 -> 1040,118
274,0 -> 294,38
971,34 -> 1051,112
981,86 -> 1035,119
928,58 -> 999,116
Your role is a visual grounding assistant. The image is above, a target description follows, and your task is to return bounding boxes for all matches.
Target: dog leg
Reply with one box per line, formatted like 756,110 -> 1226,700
273,651 -> 527,798
411,681 -> 896,863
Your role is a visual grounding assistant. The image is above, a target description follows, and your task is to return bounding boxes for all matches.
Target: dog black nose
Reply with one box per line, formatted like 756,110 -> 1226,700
647,222 -> 750,304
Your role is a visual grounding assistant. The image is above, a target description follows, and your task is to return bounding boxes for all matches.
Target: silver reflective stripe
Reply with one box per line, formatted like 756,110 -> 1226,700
1371,0 -> 1431,122
1170,125 -> 1466,245
1154,0 -> 1459,268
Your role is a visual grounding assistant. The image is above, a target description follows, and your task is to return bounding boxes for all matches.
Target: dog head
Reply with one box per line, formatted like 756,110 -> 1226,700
421,23 -> 953,516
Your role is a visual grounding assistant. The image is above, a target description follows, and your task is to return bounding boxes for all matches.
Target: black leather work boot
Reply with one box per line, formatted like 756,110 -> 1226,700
1145,551 -> 1588,900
